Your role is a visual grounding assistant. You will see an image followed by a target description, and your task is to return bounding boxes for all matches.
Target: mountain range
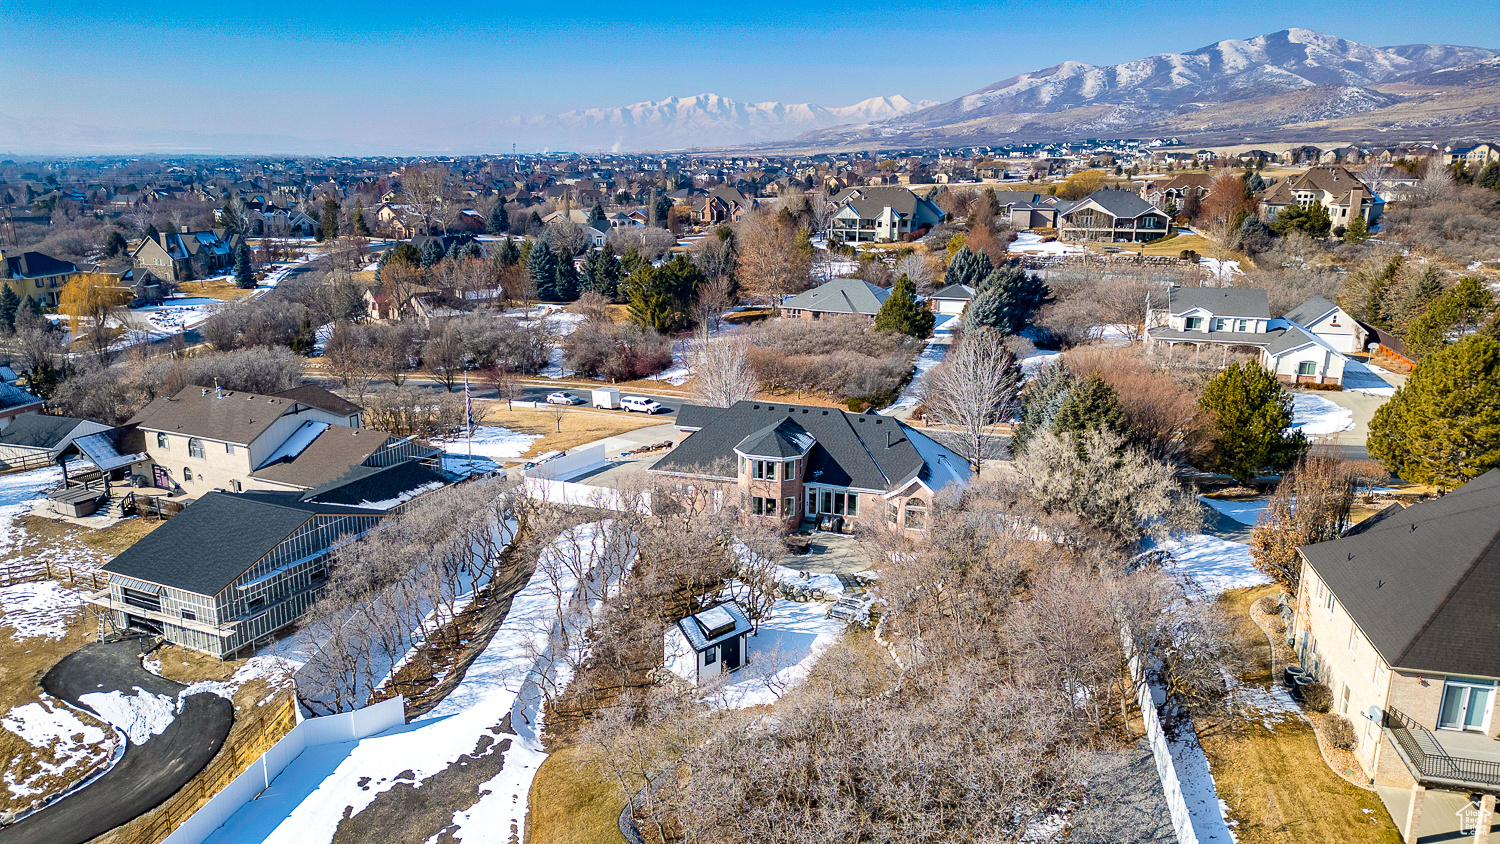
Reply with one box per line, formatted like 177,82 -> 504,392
496,94 -> 938,152
778,29 -> 1500,150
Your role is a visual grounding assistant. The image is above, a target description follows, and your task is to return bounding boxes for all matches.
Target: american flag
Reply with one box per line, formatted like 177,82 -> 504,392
464,373 -> 474,436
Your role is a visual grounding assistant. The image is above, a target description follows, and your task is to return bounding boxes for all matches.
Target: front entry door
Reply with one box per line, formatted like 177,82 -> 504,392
721,637 -> 741,671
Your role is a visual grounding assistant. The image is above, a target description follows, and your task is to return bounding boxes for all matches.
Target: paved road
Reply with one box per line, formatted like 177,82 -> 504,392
399,377 -> 688,417
0,639 -> 233,844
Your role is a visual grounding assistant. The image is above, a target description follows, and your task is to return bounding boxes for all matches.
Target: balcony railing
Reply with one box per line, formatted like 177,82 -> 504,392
1384,706 -> 1500,788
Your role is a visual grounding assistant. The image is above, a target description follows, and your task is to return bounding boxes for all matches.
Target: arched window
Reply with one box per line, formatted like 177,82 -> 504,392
903,500 -> 927,531
183,467 -> 193,482
188,438 -> 205,459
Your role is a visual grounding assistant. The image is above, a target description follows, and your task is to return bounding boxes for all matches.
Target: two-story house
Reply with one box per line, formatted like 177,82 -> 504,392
651,401 -> 970,533
92,491 -> 386,656
1293,470 -> 1500,843
1,248 -> 82,308
130,229 -> 244,282
1056,190 -> 1170,243
827,186 -> 945,243
125,385 -> 428,497
1258,167 -> 1385,228
1146,288 -> 1349,387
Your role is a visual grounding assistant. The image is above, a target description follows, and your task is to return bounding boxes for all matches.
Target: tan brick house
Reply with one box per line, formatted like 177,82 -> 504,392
1292,470 -> 1500,842
651,401 -> 970,534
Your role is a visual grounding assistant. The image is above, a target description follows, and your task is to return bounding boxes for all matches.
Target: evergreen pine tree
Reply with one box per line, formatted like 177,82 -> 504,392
1051,373 -> 1127,439
1369,337 -> 1500,488
0,287 -> 19,331
320,196 -> 340,241
104,231 -> 128,258
944,247 -> 993,289
526,210 -> 543,233
529,241 -> 560,300
495,236 -> 521,268
1182,190 -> 1201,220
22,295 -> 43,316
1405,277 -> 1497,359
584,244 -> 621,299
143,223 -> 160,242
626,265 -> 675,334
233,243 -> 255,289
1200,361 -> 1307,484
420,238 -> 444,268
589,202 -> 606,222
487,201 -> 509,234
1011,360 -> 1074,454
619,247 -> 649,279
874,275 -> 935,339
1343,214 -> 1369,244
1392,265 -> 1444,330
965,265 -> 1052,335
353,200 -> 371,236
555,253 -> 580,301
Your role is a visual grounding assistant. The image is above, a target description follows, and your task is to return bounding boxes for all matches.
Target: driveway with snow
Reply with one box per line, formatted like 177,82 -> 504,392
1,640 -> 233,844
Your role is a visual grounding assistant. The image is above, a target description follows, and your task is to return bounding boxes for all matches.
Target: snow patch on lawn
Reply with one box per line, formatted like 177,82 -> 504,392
1009,232 -> 1085,255
716,597 -> 847,710
1199,496 -> 1269,526
0,580 -> 85,640
1289,393 -> 1355,436
78,687 -> 177,746
439,426 -> 540,464
887,338 -> 947,411
180,656 -> 295,703
1153,533 -> 1268,597
1,698 -> 114,798
0,466 -> 65,555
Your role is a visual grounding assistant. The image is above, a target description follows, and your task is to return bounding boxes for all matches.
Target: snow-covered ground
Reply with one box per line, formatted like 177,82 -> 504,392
1,698 -> 115,801
0,581 -> 83,640
1198,257 -> 1241,280
1020,349 -> 1064,378
136,296 -> 223,334
1341,359 -> 1398,396
1289,393 -> 1355,437
1152,532 -> 1268,598
77,687 -> 177,746
1008,232 -> 1085,256
436,426 -> 541,476
204,522 -> 623,844
1199,496 -> 1270,527
885,337 -> 948,412
0,466 -> 65,555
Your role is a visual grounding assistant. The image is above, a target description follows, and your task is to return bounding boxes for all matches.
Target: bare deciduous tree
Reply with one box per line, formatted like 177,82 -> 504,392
918,327 -> 1020,471
735,212 -> 809,305
690,336 -> 758,408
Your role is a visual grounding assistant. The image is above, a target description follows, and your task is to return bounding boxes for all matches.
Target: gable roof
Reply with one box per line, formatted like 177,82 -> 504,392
1165,286 -> 1271,319
273,385 -> 362,418
0,382 -> 43,412
1300,470 -> 1500,677
128,386 -> 301,445
675,601 -> 752,651
249,424 -> 393,489
296,459 -> 449,510
0,414 -> 92,451
1283,296 -> 1341,328
735,418 -> 815,459
654,401 -> 968,493
1068,189 -> 1164,219
780,277 -> 890,316
930,283 -> 975,301
102,491 -> 379,596
3,251 -> 79,280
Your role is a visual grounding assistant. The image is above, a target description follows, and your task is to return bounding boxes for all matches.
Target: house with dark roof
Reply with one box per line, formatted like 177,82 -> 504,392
0,413 -> 111,469
1,248 -> 82,308
652,401 -> 970,533
0,382 -> 45,427
125,385 -> 427,498
130,229 -> 243,282
827,186 -> 944,243
1147,288 -> 1349,386
1057,190 -> 1170,243
1292,470 -> 1500,839
90,491 -> 387,656
1257,166 -> 1384,228
779,277 -> 890,321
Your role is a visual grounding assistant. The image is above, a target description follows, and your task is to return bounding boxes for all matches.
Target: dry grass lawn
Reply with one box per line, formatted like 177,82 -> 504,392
1197,585 -> 1401,844
476,403 -> 669,458
525,744 -> 627,844
176,278 -> 261,301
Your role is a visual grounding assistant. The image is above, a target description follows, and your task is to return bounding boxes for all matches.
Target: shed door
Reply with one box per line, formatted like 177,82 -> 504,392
721,637 -> 741,671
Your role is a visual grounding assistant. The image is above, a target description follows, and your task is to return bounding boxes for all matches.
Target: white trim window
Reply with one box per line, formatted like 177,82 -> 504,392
1438,678 -> 1495,732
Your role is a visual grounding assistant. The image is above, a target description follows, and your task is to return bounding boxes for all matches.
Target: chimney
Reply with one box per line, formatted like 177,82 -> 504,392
214,379 -> 222,399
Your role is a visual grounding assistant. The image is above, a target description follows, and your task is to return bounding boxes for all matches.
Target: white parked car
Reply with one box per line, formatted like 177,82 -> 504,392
620,396 -> 664,414
546,391 -> 584,406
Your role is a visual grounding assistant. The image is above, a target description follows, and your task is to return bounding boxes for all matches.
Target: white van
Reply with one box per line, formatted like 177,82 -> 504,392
620,396 -> 663,414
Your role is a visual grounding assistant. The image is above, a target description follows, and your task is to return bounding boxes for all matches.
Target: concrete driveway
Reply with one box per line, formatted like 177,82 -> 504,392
0,639 -> 233,844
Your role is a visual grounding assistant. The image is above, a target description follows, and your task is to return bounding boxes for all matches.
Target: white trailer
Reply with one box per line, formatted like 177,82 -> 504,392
591,388 -> 621,410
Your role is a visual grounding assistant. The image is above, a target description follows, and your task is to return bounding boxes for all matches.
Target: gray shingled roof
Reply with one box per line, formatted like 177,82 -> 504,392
1165,286 -> 1271,319
1068,189 -> 1165,219
653,401 -> 928,491
274,385 -> 363,417
675,601 -> 752,651
930,283 -> 975,301
1263,325 -> 1333,356
103,492 -> 380,596
1283,296 -> 1339,328
735,418 -> 814,459
1300,469 -> 1500,678
129,387 -> 297,445
780,278 -> 890,316
0,414 -> 93,452
249,425 -> 393,490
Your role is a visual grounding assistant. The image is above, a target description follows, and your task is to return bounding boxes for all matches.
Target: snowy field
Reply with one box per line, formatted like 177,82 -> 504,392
203,523 -> 623,844
1289,393 -> 1355,437
1,698 -> 116,803
1154,532 -> 1268,597
1009,232 -> 1085,255
714,566 -> 850,710
0,466 -> 104,639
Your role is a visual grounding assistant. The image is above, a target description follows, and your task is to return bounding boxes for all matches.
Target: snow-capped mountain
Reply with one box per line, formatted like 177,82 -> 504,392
905,29 -> 1495,124
783,29 -> 1500,149
514,93 -> 935,151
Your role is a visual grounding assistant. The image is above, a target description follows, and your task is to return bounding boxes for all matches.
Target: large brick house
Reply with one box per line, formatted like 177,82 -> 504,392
651,401 -> 970,533
1292,470 -> 1500,843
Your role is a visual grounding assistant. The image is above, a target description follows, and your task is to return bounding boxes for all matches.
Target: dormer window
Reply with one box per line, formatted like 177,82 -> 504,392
1185,317 -> 1203,330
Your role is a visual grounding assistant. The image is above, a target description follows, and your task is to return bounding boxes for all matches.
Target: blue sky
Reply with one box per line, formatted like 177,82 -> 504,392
1,0 -> 1494,154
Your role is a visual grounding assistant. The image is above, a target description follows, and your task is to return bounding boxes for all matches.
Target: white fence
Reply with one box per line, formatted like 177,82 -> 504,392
522,446 -> 647,512
160,696 -> 406,844
1123,631 -> 1198,844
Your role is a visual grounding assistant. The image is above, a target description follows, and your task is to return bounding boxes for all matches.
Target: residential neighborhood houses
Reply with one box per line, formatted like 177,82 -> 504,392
2,123 -> 1500,844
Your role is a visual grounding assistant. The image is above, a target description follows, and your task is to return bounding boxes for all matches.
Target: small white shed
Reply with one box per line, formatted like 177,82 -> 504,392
592,388 -> 621,410
663,601 -> 753,685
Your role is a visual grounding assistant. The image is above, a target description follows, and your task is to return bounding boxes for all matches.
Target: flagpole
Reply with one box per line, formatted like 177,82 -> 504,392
464,372 -> 474,458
